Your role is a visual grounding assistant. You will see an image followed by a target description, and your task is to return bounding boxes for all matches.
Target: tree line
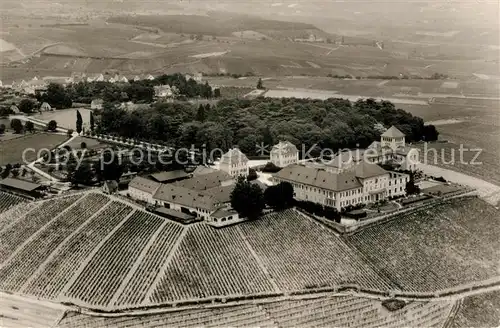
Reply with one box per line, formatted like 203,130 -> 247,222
29,73 -> 217,110
94,97 -> 439,155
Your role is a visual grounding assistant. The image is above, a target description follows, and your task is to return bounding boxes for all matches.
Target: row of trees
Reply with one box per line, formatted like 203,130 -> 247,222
95,97 -> 439,155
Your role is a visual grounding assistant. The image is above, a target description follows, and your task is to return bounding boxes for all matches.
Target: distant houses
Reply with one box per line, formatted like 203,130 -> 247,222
154,85 -> 173,98
90,99 -> 104,110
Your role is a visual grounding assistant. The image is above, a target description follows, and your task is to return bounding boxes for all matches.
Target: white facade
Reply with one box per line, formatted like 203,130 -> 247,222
219,148 -> 249,178
273,163 -> 410,211
270,141 -> 299,167
128,185 -> 157,203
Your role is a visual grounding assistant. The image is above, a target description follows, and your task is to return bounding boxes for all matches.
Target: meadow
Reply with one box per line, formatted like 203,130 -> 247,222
0,132 -> 69,165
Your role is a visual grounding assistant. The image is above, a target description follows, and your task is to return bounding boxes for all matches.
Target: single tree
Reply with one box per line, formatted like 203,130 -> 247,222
90,111 -> 95,132
18,99 -> 36,113
256,78 -> 264,90
76,110 -> 83,134
196,104 -> 206,122
67,129 -> 74,137
47,120 -> 57,132
214,88 -> 221,98
10,119 -> 23,134
264,181 -> 294,210
247,168 -> 258,181
230,176 -> 265,220
24,121 -> 35,133
11,169 -> 19,178
0,124 -> 6,134
405,174 -> 421,195
67,161 -> 93,186
80,142 -> 87,149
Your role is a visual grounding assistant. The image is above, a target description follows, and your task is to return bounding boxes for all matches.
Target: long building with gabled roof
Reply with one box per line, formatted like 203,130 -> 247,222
273,161 -> 408,210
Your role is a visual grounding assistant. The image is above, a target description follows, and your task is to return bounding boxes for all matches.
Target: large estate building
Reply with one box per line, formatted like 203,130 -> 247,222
273,162 -> 409,210
272,126 -> 417,210
128,169 -> 240,226
218,148 -> 249,178
270,141 -> 299,167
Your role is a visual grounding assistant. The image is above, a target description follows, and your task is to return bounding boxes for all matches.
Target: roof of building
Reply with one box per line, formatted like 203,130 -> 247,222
0,178 -> 42,192
381,126 -> 405,138
396,146 -> 417,156
325,150 -> 364,168
191,166 -> 218,176
220,148 -> 248,164
271,141 -> 298,155
354,162 -> 388,179
175,170 -> 233,191
203,184 -> 235,203
153,184 -> 219,211
150,170 -> 190,183
40,102 -> 51,109
128,176 -> 161,194
211,207 -> 238,218
274,165 -> 362,192
155,207 -> 195,220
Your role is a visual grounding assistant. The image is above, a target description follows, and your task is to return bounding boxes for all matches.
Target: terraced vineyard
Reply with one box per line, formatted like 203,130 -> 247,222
56,296 -> 455,328
64,211 -> 166,307
0,200 -> 38,233
23,201 -> 134,299
0,194 -> 83,264
0,193 -> 109,292
345,198 -> 500,292
113,221 -> 184,307
0,191 -> 25,214
239,209 -> 395,292
150,224 -> 276,304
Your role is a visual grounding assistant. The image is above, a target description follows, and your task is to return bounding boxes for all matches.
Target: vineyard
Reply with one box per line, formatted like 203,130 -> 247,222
150,224 -> 276,304
0,192 -> 497,311
64,211 -> 169,307
344,197 -> 500,292
0,191 -> 24,214
113,221 -> 184,307
0,194 -> 83,264
238,210 -> 396,292
56,295 -> 455,328
0,193 -> 109,292
23,201 -> 134,299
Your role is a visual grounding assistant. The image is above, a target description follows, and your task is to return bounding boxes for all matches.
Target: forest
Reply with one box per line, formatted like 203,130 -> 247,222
94,97 -> 439,156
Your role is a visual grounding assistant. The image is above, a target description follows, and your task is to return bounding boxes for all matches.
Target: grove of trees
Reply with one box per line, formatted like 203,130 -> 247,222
95,97 -> 438,156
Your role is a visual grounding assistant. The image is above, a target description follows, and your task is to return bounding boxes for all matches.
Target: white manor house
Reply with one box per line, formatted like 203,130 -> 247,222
272,126 -> 419,210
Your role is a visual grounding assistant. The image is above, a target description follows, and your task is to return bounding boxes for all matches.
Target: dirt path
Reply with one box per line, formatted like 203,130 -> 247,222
417,163 -> 500,205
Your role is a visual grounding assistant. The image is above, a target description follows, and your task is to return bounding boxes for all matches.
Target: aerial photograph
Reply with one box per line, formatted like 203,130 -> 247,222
0,0 -> 499,327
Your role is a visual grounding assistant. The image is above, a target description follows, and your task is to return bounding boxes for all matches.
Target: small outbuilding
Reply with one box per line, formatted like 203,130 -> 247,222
40,102 -> 52,112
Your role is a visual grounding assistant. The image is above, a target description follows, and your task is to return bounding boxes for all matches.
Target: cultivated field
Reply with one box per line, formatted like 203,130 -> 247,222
55,296 -> 455,328
345,197 -> 500,292
239,210 -> 396,292
0,132 -> 69,165
0,193 -> 497,311
450,290 -> 500,328
0,192 -> 25,215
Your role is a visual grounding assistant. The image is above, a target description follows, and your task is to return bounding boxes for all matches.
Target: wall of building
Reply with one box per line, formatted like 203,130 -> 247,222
128,187 -> 155,203
220,162 -> 249,178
